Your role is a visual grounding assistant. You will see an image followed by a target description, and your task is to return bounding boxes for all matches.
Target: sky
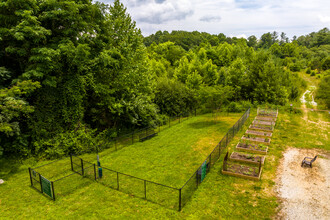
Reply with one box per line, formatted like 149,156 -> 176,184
99,0 -> 330,39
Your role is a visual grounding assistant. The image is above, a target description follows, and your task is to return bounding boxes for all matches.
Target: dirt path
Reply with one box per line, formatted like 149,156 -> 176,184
275,148 -> 330,220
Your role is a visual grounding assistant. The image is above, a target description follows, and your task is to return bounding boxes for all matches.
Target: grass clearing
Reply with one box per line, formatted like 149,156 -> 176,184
0,109 -> 329,219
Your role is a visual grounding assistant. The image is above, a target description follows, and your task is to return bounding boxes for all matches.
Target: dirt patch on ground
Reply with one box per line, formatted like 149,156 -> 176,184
275,147 -> 330,219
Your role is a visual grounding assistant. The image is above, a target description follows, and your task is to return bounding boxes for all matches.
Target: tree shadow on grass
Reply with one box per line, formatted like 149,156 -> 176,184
187,121 -> 217,129
188,120 -> 232,130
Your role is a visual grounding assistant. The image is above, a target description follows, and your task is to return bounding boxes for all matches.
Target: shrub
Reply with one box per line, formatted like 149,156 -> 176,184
227,102 -> 242,112
306,68 -> 311,74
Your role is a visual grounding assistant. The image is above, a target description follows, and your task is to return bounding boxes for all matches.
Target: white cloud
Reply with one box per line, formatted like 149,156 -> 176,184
319,15 -> 330,24
99,0 -> 330,38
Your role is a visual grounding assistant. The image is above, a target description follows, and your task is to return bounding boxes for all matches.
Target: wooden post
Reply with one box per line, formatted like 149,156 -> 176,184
28,168 -> 33,187
179,188 -> 182,211
51,181 -> 55,201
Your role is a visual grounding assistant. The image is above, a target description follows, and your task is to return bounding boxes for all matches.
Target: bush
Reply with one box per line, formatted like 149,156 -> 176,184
311,71 -> 316,76
306,68 -> 311,74
227,102 -> 242,112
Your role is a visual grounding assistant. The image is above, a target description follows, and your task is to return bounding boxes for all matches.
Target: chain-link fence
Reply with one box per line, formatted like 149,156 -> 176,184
28,108 -> 250,211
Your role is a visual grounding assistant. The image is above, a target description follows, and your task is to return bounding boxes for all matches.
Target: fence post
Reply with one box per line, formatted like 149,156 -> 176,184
28,168 -> 33,187
94,164 -> 97,180
81,158 -> 84,176
39,174 -> 43,193
179,188 -> 182,211
144,180 -> 147,199
117,172 -> 119,190
51,181 -> 55,201
70,154 -> 73,171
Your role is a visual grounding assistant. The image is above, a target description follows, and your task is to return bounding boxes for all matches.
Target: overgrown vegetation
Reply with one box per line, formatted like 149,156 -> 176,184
0,0 -> 329,160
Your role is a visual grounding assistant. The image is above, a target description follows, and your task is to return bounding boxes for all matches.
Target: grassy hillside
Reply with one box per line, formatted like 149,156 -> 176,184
0,110 -> 329,219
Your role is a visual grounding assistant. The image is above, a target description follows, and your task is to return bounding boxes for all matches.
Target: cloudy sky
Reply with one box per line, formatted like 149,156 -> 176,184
99,0 -> 330,38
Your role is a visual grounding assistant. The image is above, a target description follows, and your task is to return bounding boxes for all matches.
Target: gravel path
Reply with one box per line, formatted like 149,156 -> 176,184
275,148 -> 330,220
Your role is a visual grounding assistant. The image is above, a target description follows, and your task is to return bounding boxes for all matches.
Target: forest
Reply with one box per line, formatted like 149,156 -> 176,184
0,0 -> 329,159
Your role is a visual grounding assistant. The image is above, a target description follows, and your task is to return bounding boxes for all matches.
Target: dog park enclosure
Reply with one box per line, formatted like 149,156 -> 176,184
29,109 -> 250,211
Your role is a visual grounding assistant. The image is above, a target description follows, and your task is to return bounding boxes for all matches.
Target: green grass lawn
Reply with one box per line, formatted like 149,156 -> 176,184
0,109 -> 329,219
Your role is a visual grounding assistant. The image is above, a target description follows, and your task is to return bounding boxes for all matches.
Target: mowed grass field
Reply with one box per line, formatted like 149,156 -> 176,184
0,109 -> 329,219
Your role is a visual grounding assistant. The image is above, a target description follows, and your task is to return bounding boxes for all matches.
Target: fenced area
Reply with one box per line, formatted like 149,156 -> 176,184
28,108 -> 250,211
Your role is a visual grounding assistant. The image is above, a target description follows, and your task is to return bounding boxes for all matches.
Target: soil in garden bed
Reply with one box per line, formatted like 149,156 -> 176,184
255,116 -> 276,122
236,143 -> 268,152
252,120 -> 274,126
242,136 -> 271,144
249,125 -> 273,132
230,152 -> 264,164
245,130 -> 272,137
225,163 -> 259,177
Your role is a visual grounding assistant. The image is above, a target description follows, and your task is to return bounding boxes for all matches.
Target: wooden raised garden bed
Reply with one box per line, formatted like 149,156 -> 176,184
241,136 -> 271,145
230,152 -> 265,165
222,163 -> 262,181
255,116 -> 276,122
236,142 -> 268,155
257,108 -> 278,118
249,124 -> 274,132
252,120 -> 274,126
245,130 -> 272,138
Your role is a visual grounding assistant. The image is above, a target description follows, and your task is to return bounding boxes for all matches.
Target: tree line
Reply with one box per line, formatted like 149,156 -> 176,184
0,0 -> 329,159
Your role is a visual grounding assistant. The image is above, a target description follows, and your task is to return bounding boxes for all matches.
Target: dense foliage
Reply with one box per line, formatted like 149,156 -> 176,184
0,0 -> 329,158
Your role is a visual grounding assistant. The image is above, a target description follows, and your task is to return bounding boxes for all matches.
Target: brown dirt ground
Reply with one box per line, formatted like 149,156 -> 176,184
275,147 -> 330,220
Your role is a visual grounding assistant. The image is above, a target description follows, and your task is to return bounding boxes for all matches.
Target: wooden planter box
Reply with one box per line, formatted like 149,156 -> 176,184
252,120 -> 275,126
236,143 -> 268,155
255,116 -> 276,122
230,152 -> 265,165
245,130 -> 272,138
241,136 -> 271,145
249,125 -> 274,133
222,163 -> 262,181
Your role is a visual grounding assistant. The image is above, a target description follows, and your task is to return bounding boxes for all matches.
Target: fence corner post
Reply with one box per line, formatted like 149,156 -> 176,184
179,188 -> 182,211
51,181 -> 55,201
70,154 -> 73,171
94,164 -> 97,180
28,168 -> 33,186
81,158 -> 84,176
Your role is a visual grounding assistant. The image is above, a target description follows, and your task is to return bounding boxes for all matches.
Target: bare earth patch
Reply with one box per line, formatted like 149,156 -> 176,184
275,147 -> 330,219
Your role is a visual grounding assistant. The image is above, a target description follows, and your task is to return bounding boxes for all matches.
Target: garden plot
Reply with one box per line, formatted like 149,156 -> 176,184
241,135 -> 271,145
222,152 -> 262,181
229,152 -> 265,165
249,124 -> 274,132
245,130 -> 272,138
236,142 -> 268,154
257,108 -> 278,118
255,116 -> 276,122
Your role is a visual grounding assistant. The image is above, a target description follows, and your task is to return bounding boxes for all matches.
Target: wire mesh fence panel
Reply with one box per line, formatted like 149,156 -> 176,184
30,169 -> 42,192
83,164 -> 95,180
210,145 -> 220,167
145,182 -> 179,210
34,157 -> 72,181
71,156 -> 83,175
181,170 -> 198,207
53,173 -> 92,198
97,167 -> 118,189
118,173 -> 145,198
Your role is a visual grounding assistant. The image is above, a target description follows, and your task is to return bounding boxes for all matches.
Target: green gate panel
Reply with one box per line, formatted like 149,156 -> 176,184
201,161 -> 207,182
41,176 -> 52,198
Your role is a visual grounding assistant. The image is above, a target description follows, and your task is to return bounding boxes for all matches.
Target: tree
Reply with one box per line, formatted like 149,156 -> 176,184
247,35 -> 258,48
259,32 -> 273,48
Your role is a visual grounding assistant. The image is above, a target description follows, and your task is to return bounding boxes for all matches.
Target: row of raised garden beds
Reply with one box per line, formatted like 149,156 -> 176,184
222,108 -> 278,181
